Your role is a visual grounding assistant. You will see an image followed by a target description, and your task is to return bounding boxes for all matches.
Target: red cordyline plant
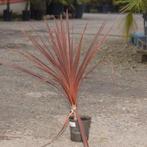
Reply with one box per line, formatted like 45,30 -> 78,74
1,15 -> 110,147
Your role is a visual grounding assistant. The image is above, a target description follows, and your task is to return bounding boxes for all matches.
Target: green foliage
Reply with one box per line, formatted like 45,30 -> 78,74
65,0 -> 90,5
123,12 -> 137,37
30,0 -> 42,6
48,0 -> 90,5
52,0 -> 69,5
30,0 -> 46,10
115,0 -> 144,12
49,0 -> 91,5
143,0 -> 147,12
76,0 -> 90,4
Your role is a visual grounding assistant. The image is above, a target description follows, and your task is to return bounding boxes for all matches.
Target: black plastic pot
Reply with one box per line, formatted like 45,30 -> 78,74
102,4 -> 110,13
47,2 -> 64,17
97,5 -> 103,13
30,1 -> 45,20
113,5 -> 119,13
31,9 -> 43,20
143,13 -> 147,48
22,10 -> 30,21
84,4 -> 91,13
3,9 -> 12,21
35,10 -> 43,20
74,4 -> 85,19
69,116 -> 91,142
143,13 -> 147,33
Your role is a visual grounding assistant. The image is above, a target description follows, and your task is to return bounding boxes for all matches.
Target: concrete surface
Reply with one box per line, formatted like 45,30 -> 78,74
0,14 -> 147,147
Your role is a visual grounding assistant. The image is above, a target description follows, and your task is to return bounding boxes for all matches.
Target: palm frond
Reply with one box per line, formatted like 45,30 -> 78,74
115,0 -> 144,39
123,12 -> 137,38
116,0 -> 144,12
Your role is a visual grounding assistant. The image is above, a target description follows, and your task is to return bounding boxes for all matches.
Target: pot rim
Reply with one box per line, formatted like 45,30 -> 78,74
69,115 -> 91,121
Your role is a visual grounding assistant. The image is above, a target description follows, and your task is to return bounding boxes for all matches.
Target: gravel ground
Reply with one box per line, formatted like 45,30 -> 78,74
0,14 -> 147,147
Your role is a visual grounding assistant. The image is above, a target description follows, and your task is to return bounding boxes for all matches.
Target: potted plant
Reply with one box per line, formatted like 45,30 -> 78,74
112,0 -> 119,13
73,0 -> 90,18
22,0 -> 30,21
3,0 -> 12,21
47,0 -> 68,17
46,0 -> 52,15
30,0 -> 46,20
0,15 -> 108,147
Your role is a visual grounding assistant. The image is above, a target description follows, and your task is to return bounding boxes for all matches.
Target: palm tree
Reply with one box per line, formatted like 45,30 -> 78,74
115,0 -> 147,38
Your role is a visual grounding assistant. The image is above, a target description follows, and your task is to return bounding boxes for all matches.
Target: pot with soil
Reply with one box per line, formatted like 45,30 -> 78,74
30,0 -> 46,20
73,0 -> 90,18
3,9 -> 12,21
22,0 -> 30,21
34,10 -> 44,20
143,12 -> 147,47
3,0 -> 12,21
22,10 -> 30,21
50,2 -> 64,17
74,4 -> 85,18
69,116 -> 91,142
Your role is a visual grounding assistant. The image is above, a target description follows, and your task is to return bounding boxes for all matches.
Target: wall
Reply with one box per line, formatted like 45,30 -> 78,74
0,1 -> 26,14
